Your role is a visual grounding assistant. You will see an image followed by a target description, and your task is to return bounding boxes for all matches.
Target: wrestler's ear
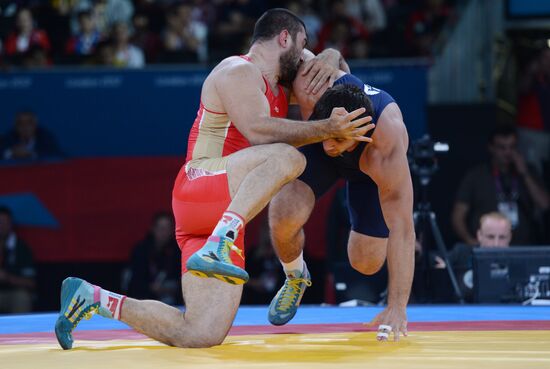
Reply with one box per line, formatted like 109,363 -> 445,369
278,29 -> 290,48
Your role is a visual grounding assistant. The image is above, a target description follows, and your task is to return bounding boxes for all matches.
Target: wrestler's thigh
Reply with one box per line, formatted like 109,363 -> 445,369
226,143 -> 304,197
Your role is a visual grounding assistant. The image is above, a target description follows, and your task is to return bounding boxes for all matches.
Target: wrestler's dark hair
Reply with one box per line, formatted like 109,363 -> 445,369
309,84 -> 374,135
252,8 -> 306,44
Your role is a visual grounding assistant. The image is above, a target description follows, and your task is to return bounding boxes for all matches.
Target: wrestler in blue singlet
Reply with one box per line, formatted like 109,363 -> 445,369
298,73 -> 396,238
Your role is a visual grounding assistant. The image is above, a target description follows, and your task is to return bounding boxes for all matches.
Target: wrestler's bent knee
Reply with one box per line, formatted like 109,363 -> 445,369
271,144 -> 306,180
349,257 -> 384,276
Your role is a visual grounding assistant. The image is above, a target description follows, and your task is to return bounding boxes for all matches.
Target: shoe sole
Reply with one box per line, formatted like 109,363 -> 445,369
187,254 -> 249,285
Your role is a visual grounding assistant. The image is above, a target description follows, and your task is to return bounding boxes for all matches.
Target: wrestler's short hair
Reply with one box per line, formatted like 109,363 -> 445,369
252,8 -> 306,44
309,84 -> 374,133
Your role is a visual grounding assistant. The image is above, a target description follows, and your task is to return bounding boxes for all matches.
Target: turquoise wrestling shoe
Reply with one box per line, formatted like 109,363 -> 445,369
186,235 -> 249,285
54,277 -> 111,350
268,264 -> 311,326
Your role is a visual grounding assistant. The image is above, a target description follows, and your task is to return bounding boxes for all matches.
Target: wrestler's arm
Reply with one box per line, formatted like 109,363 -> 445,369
362,103 -> 415,339
216,63 -> 372,147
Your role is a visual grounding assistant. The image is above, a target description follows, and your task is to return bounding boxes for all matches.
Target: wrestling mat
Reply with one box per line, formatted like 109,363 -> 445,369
1,305 -> 549,369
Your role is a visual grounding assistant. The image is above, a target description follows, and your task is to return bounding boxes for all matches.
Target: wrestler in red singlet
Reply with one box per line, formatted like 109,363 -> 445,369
172,55 -> 288,273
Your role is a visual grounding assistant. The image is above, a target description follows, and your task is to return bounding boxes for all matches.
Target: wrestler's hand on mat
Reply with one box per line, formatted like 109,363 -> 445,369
301,50 -> 341,94
322,138 -> 359,157
328,107 -> 374,142
369,306 -> 408,342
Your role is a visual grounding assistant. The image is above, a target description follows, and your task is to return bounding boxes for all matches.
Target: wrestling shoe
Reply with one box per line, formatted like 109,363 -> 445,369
54,277 -> 112,350
268,264 -> 312,326
186,235 -> 249,285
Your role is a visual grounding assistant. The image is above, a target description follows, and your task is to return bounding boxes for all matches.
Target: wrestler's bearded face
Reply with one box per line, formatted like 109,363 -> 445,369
278,40 -> 302,87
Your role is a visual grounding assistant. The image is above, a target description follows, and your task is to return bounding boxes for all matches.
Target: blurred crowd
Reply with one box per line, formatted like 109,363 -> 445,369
0,0 -> 456,69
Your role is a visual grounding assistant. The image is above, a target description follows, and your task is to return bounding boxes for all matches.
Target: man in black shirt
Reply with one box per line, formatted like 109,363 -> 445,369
452,125 -> 549,245
0,206 -> 36,313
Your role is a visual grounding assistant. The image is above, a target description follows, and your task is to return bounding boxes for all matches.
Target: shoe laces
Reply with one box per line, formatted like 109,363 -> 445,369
277,277 -> 312,312
218,238 -> 244,263
71,304 -> 98,330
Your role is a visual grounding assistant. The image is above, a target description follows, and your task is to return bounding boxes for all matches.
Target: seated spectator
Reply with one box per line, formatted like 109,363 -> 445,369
92,0 -> 134,36
517,48 -> 550,176
21,45 -> 49,68
342,0 -> 387,33
111,22 -> 145,68
438,212 -> 512,301
4,8 -> 51,66
452,124 -> 550,245
208,0 -> 261,61
315,0 -> 369,58
2,111 -> 63,160
65,10 -> 102,62
124,212 -> 181,305
286,0 -> 322,49
0,206 -> 36,313
405,0 -> 451,56
94,39 -> 115,66
160,2 -> 207,63
131,11 -> 161,64
348,36 -> 370,59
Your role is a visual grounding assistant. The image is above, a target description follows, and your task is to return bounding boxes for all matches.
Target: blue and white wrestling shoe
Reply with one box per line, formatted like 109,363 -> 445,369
54,277 -> 112,350
268,264 -> 311,326
186,235 -> 249,285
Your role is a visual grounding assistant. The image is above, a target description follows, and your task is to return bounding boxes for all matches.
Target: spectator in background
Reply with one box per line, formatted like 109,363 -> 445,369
161,2 -> 207,63
92,0 -> 134,35
111,22 -> 145,68
94,39 -> 115,66
286,0 -> 322,48
517,48 -> 550,177
4,8 -> 51,65
315,0 -> 369,58
65,10 -> 102,62
124,212 -> 181,305
131,11 -> 161,64
437,212 -> 512,301
348,36 -> 370,59
342,0 -> 387,33
405,0 -> 451,56
208,0 -> 263,61
2,111 -> 63,160
21,45 -> 49,68
0,206 -> 36,313
452,125 -> 549,246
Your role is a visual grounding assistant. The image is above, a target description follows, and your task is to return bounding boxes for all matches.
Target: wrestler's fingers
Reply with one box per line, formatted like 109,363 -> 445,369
393,328 -> 400,342
345,107 -> 367,121
331,107 -> 348,117
311,70 -> 331,94
307,70 -> 325,93
349,116 -> 373,128
301,59 -> 315,75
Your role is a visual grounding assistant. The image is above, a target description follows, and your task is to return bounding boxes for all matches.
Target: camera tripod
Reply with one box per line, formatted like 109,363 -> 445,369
414,175 -> 465,304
